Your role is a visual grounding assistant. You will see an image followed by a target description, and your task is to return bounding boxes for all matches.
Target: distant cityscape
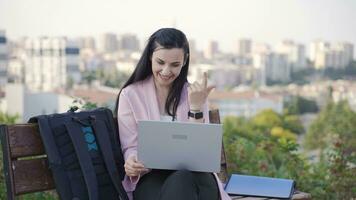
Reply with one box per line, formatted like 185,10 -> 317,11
0,29 -> 355,123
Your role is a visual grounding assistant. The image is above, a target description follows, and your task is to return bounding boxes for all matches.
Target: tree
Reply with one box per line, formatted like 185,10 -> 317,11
251,109 -> 283,133
284,96 -> 318,115
283,115 -> 305,135
223,108 -> 356,199
0,112 -> 18,124
305,100 -> 356,150
82,70 -> 96,85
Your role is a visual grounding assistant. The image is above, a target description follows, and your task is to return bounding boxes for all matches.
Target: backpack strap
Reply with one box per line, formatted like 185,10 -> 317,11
65,122 -> 99,200
30,116 -> 73,200
103,108 -> 126,180
29,116 -> 62,164
92,119 -> 129,200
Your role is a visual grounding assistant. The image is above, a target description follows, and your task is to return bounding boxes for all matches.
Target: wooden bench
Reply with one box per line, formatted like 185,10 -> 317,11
0,110 -> 311,200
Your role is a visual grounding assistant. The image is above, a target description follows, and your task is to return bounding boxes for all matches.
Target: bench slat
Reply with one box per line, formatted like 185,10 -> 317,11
12,158 -> 55,194
8,124 -> 45,158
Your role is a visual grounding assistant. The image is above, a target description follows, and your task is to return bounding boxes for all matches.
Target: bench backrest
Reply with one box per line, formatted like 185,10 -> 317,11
0,109 -> 228,199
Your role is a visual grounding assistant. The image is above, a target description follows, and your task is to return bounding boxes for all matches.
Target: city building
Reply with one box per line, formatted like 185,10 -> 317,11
310,40 -> 354,69
5,84 -> 75,122
236,38 -> 252,56
253,52 -> 291,85
276,40 -> 307,72
119,33 -> 140,52
7,58 -> 24,83
79,36 -> 96,50
208,90 -> 284,119
99,33 -> 119,53
23,37 -> 81,91
0,30 -> 8,87
204,40 -> 219,59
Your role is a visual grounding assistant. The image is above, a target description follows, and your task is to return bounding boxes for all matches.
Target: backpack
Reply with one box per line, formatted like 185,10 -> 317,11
29,107 -> 129,200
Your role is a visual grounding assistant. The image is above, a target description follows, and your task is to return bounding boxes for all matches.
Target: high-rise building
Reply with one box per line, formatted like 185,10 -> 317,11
252,43 -> 271,54
204,40 -> 219,59
336,42 -> 354,66
24,37 -> 81,91
100,33 -> 118,53
312,41 -> 354,69
0,30 -> 8,86
309,40 -> 329,62
119,34 -> 140,52
80,36 -> 96,50
236,39 -> 252,56
65,39 -> 81,84
276,40 -> 307,72
253,52 -> 290,85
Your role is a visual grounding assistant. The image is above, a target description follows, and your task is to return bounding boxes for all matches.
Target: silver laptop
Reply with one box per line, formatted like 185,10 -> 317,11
138,120 -> 223,173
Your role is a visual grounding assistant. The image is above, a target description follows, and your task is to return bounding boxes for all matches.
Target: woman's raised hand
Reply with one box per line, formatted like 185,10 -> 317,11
188,72 -> 215,111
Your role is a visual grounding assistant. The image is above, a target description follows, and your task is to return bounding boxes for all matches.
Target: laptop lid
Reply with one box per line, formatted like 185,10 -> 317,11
138,120 -> 222,173
224,174 -> 295,199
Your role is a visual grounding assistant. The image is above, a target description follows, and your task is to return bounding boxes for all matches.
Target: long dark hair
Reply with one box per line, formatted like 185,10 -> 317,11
115,28 -> 190,120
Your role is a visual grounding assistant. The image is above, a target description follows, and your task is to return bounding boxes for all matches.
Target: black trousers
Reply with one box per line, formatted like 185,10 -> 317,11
133,170 -> 220,200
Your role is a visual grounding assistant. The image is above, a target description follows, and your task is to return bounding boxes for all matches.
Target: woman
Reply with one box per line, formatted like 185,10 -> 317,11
116,28 -> 230,200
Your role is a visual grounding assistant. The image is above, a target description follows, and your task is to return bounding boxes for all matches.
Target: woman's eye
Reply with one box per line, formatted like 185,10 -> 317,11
157,61 -> 164,65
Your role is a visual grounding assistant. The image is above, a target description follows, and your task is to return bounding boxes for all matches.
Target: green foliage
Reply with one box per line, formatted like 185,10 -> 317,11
224,105 -> 356,199
290,61 -> 356,84
70,98 -> 99,112
82,68 -> 130,88
18,192 -> 58,200
284,96 -> 319,115
82,70 -> 97,85
0,112 -> 19,125
102,69 -> 130,88
252,109 -> 283,132
304,135 -> 356,200
290,68 -> 315,84
282,115 -> 305,135
324,135 -> 356,200
323,61 -> 356,80
251,109 -> 304,136
305,100 -> 356,150
223,114 -> 307,180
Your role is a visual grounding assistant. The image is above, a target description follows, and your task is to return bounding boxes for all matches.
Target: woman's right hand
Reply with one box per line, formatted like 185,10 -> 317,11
124,155 -> 149,177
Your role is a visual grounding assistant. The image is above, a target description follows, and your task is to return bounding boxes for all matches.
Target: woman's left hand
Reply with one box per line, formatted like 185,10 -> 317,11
188,72 -> 215,111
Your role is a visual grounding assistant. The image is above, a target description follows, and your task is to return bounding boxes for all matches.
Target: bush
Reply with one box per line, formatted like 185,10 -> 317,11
224,106 -> 356,199
305,100 -> 356,150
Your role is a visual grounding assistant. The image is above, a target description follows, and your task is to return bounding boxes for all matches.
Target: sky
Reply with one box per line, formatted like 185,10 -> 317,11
1,0 -> 356,52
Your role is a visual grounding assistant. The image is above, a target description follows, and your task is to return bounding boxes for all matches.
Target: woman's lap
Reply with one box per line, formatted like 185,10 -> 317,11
133,170 -> 219,200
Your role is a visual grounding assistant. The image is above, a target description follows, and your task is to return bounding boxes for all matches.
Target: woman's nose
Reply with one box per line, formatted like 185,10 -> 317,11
161,65 -> 171,75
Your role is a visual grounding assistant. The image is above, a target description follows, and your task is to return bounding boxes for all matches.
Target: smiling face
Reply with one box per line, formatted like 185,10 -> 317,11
151,45 -> 186,88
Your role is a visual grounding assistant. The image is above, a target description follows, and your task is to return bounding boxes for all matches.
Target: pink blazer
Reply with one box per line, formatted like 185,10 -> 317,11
117,75 -> 231,200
